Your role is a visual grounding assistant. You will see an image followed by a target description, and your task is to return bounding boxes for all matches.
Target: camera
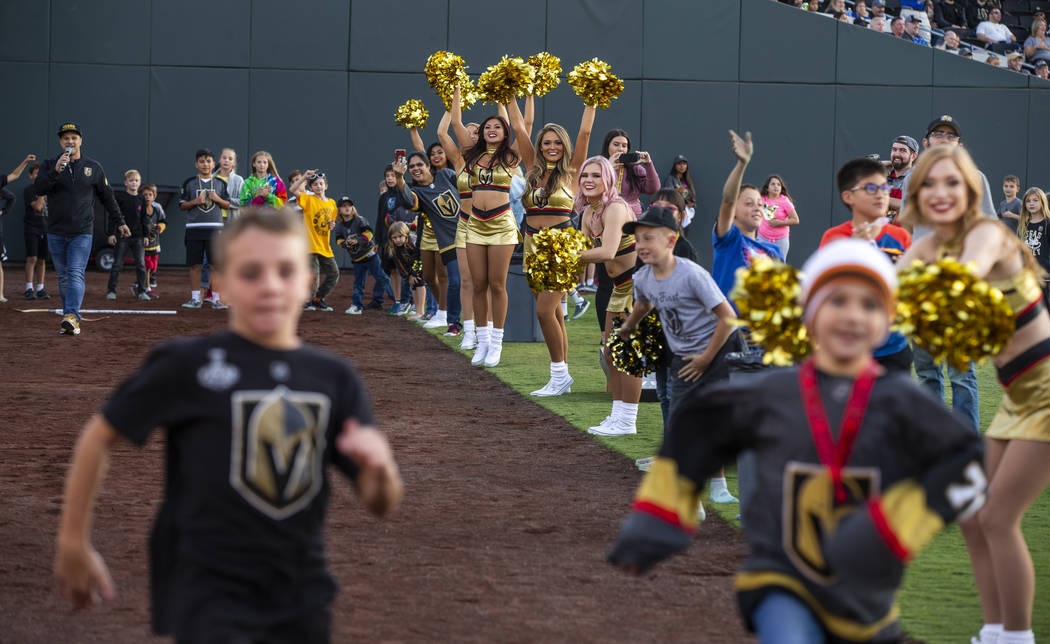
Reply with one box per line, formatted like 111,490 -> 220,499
619,152 -> 640,165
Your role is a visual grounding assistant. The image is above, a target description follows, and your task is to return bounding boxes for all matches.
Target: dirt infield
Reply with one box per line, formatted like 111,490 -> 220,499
0,267 -> 750,642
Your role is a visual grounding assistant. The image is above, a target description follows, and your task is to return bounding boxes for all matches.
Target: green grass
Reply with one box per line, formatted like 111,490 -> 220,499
425,298 -> 1049,643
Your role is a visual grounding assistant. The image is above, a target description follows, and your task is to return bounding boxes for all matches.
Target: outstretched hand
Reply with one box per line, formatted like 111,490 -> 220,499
729,130 -> 753,165
55,542 -> 116,610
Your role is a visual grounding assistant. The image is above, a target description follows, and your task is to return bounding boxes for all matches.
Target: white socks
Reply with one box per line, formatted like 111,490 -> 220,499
551,361 -> 568,377
560,300 -> 568,316
463,319 -> 475,333
999,629 -> 1034,644
26,282 -> 33,290
571,291 -> 585,306
490,326 -> 504,347
619,401 -> 638,428
192,289 -> 201,302
212,291 -> 221,301
979,624 -> 1004,644
710,477 -> 729,495
476,325 -> 490,347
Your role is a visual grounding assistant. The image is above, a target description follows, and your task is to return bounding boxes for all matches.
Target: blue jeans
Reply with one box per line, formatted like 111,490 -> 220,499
352,254 -> 395,308
47,233 -> 92,321
200,250 -> 210,288
425,287 -> 437,315
912,344 -> 980,431
752,592 -> 824,643
444,258 -> 461,326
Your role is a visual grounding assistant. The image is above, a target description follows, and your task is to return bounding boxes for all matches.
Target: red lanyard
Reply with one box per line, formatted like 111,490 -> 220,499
798,359 -> 880,503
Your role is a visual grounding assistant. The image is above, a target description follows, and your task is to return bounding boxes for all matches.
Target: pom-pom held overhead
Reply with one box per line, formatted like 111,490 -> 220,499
394,99 -> 429,130
423,51 -> 478,110
606,312 -> 669,377
730,256 -> 809,366
527,52 -> 562,97
567,58 -> 624,110
895,258 -> 1013,371
524,227 -> 591,293
477,56 -> 535,105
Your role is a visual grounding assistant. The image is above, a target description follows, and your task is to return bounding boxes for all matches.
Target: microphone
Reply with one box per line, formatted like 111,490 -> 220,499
60,147 -> 72,170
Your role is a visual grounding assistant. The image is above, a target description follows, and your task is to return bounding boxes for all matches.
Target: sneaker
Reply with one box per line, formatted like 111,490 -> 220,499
530,375 -> 573,397
149,277 -> 157,288
345,305 -> 363,315
400,305 -> 415,317
443,323 -> 462,336
415,312 -> 433,325
210,299 -> 229,310
483,342 -> 502,367
387,303 -> 403,316
24,288 -> 36,300
471,342 -> 489,366
0,295 -> 6,303
315,299 -> 333,312
589,420 -> 637,437
698,500 -> 707,523
60,314 -> 80,336
459,329 -> 477,350
106,291 -> 117,300
138,291 -> 152,301
635,456 -> 655,472
203,288 -> 213,302
423,312 -> 447,328
578,283 -> 598,294
710,488 -> 739,504
182,299 -> 202,309
571,299 -> 590,320
365,299 -> 384,311
304,301 -> 317,311
130,284 -> 141,297
147,289 -> 160,300
587,415 -> 616,434
35,289 -> 51,300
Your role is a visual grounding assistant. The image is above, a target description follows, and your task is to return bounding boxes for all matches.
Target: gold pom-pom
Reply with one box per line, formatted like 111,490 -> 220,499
524,227 -> 591,293
606,312 -> 669,377
527,52 -> 562,97
567,58 -> 624,110
477,55 -> 535,105
424,51 -> 478,111
896,258 -> 1014,371
394,99 -> 428,130
730,256 -> 809,366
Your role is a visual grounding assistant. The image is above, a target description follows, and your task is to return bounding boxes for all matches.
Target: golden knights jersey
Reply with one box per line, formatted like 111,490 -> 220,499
608,363 -> 985,643
102,331 -> 374,636
400,168 -> 461,257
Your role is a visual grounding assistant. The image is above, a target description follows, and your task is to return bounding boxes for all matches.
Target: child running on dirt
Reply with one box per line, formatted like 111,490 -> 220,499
607,239 -> 987,642
55,207 -> 403,643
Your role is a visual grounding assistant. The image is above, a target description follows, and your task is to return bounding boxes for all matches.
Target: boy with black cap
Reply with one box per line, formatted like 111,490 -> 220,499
332,196 -> 393,315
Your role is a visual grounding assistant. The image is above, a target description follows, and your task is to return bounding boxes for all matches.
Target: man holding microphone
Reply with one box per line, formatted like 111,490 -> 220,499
34,123 -> 129,336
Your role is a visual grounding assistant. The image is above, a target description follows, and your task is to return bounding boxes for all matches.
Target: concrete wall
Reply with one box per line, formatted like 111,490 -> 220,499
1,0 -> 1047,266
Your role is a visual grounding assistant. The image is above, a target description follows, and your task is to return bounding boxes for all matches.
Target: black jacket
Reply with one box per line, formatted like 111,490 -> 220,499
33,155 -> 122,237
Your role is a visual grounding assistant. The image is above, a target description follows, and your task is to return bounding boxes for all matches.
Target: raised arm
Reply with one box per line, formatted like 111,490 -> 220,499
523,95 -> 535,136
436,111 -> 463,171
6,154 -> 36,184
409,127 -> 426,155
569,105 -> 597,174
287,169 -> 316,198
391,158 -> 418,209
507,98 -> 535,169
450,84 -> 473,151
716,130 -> 753,238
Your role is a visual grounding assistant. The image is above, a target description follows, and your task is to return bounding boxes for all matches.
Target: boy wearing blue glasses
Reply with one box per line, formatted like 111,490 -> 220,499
819,157 -> 914,373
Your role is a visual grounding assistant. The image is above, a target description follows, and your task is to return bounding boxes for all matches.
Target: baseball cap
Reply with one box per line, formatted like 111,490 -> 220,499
1007,51 -> 1024,61
906,14 -> 922,23
926,115 -> 962,139
338,196 -> 354,206
622,206 -> 679,235
871,0 -> 885,6
893,135 -> 919,155
800,239 -> 897,329
57,122 -> 82,137
1037,60 -> 1049,68
1034,6 -> 1046,14
673,153 -> 688,164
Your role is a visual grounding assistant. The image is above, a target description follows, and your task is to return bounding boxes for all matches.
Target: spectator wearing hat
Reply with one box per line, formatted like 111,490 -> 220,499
1006,51 -> 1029,74
1023,17 -> 1050,66
33,123 -> 129,335
333,196 -> 394,315
1035,59 -> 1050,79
663,154 -> 696,231
904,15 -> 930,46
977,7 -> 1022,55
887,135 -> 918,219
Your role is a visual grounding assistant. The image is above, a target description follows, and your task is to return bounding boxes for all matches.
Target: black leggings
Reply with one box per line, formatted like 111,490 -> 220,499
594,262 -> 612,332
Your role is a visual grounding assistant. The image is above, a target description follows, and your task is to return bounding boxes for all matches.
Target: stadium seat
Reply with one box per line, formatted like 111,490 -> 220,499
1004,0 -> 1031,14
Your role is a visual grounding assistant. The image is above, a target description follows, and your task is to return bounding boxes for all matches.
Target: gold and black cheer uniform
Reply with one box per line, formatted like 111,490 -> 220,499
522,173 -> 575,258
455,168 -> 471,249
590,231 -> 637,313
466,153 -> 518,246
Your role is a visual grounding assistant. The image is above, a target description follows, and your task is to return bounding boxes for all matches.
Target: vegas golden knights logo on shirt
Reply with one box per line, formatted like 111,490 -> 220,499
782,461 -> 880,584
477,167 -> 494,185
531,188 -> 549,209
230,387 -> 331,519
431,190 -> 458,220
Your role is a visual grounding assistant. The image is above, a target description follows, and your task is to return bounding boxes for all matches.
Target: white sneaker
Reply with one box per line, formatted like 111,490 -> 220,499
710,488 -> 739,504
459,330 -> 477,350
530,375 -> 573,397
423,312 -> 447,328
698,500 -> 707,522
345,305 -> 363,315
589,420 -> 637,436
587,415 -> 616,434
483,342 -> 502,367
471,342 -> 489,366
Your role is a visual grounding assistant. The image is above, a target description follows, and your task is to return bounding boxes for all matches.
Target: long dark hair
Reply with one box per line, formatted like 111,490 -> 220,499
601,128 -> 641,194
462,115 -> 519,170
669,157 -> 695,204
760,174 -> 793,203
426,141 -> 447,173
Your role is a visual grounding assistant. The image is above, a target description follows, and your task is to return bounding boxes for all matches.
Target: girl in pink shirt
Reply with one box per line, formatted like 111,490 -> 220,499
757,174 -> 799,259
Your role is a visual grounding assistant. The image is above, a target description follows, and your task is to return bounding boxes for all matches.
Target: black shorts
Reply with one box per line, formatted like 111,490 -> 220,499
185,238 -> 214,266
24,230 -> 48,259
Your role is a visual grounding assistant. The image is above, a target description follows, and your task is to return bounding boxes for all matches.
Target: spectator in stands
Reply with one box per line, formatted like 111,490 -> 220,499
1007,51 -> 1029,73
887,135 -> 918,220
870,15 -> 886,31
664,154 -> 696,232
823,0 -> 853,17
870,0 -> 888,22
853,0 -> 870,24
977,7 -> 1021,54
934,0 -> 968,33
806,1 -> 820,11
961,46 -> 975,58
967,0 -> 999,30
1024,18 -> 1050,65
832,10 -> 851,22
891,16 -> 907,38
1036,59 -> 1050,78
905,15 -> 930,45
987,53 -> 1002,66
937,29 -> 964,52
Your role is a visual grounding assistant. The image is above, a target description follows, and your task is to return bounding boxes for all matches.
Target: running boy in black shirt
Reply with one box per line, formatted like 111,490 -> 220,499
56,208 -> 403,643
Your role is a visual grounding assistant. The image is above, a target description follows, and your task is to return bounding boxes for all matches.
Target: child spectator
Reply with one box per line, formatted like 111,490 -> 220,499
288,171 -> 339,312
334,196 -> 394,315
820,157 -> 913,372
179,149 -> 231,309
106,170 -> 151,301
55,207 -> 403,642
142,183 -> 166,296
286,170 -> 304,212
999,174 -> 1022,233
22,163 -> 50,300
386,220 -> 425,319
240,150 -> 286,208
607,239 -> 986,643
757,174 -> 800,259
215,148 -> 243,222
1017,187 -> 1050,303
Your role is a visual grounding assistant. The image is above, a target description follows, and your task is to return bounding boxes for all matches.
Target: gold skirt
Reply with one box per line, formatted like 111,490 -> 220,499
455,215 -> 468,249
986,354 -> 1050,442
420,226 -> 439,252
607,277 -> 634,314
466,209 -> 519,246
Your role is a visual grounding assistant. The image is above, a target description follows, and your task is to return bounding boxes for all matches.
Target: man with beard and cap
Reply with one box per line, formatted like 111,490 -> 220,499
886,135 -> 917,222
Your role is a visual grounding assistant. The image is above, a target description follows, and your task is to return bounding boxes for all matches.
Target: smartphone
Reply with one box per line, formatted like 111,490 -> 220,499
394,149 -> 407,165
619,152 -> 640,165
